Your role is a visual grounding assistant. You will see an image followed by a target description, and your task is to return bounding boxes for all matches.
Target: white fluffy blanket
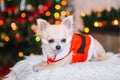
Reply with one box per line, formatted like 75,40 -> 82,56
4,52 -> 120,80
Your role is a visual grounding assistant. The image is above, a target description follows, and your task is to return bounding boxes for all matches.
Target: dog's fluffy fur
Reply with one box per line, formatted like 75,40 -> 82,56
33,16 -> 106,71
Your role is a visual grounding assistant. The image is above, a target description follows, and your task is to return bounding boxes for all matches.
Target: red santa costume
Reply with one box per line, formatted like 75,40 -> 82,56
46,34 -> 94,64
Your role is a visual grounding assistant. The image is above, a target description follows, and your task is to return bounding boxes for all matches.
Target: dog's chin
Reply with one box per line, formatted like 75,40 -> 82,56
54,49 -> 62,55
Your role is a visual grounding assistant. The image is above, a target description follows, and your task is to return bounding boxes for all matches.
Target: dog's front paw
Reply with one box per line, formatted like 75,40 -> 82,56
32,61 -> 48,72
32,65 -> 44,72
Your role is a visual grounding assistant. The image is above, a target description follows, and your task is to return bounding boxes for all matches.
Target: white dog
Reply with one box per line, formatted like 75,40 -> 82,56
33,16 -> 106,71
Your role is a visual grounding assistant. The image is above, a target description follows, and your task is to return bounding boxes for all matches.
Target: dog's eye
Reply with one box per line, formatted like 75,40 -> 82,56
48,39 -> 54,43
61,38 -> 66,42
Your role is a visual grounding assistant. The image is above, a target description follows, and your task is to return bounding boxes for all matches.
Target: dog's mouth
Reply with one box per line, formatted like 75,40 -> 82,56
53,49 -> 62,54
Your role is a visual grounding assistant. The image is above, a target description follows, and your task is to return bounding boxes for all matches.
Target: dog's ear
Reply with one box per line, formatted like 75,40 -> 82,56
36,19 -> 50,35
61,16 -> 73,30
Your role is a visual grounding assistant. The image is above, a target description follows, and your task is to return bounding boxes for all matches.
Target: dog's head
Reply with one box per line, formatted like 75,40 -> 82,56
36,16 -> 74,54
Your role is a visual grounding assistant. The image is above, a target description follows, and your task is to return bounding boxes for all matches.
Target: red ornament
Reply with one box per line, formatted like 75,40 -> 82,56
16,18 -> 26,24
15,33 -> 22,43
46,2 -> 53,8
4,8 -> 12,13
4,6 -> 17,13
32,11 -> 39,18
38,8 -> 44,14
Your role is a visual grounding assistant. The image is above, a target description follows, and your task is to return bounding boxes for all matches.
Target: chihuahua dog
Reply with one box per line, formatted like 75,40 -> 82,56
33,16 -> 106,71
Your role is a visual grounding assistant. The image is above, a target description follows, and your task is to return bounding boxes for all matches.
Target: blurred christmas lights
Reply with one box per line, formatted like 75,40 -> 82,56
80,12 -> 86,17
55,20 -> 61,25
55,4 -> 61,10
54,12 -> 60,19
18,51 -> 24,57
94,21 -> 99,27
21,12 -> 26,18
30,53 -> 35,56
0,19 -> 4,26
84,27 -> 90,33
35,36 -> 40,42
66,11 -> 70,16
31,24 -> 37,33
112,19 -> 119,26
11,22 -> 17,30
4,36 -> 10,42
61,0 -> 67,6
61,11 -> 66,16
94,21 -> 103,27
45,11 -> 51,16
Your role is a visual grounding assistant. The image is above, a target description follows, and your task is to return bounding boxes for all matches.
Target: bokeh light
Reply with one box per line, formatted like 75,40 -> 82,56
31,24 -> 37,33
66,11 -> 70,16
61,0 -> 67,6
18,51 -> 24,57
11,22 -> 17,30
30,53 -> 35,56
94,21 -> 103,27
21,12 -> 26,18
112,19 -> 119,26
35,36 -> 40,42
94,21 -> 99,27
55,4 -> 61,10
80,12 -> 86,17
45,11 -> 51,16
55,20 -> 61,25
54,12 -> 60,19
0,19 -> 4,26
61,11 -> 66,16
84,27 -> 90,33
4,36 -> 10,42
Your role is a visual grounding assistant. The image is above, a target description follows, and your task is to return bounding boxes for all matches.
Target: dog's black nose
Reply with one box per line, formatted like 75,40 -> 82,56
56,45 -> 61,50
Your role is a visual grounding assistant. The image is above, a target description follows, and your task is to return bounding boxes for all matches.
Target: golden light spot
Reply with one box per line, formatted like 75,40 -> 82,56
4,36 -> 10,42
45,11 -> 51,16
55,4 -> 61,10
94,21 -> 99,27
30,53 -> 35,56
80,12 -> 86,17
98,22 -> 103,27
112,19 -> 119,26
11,22 -> 17,30
31,24 -> 37,33
21,12 -> 26,18
54,12 -> 60,19
84,27 -> 89,33
61,11 -> 66,16
61,0 -> 67,6
55,20 -> 61,25
66,11 -> 70,16
18,51 -> 24,57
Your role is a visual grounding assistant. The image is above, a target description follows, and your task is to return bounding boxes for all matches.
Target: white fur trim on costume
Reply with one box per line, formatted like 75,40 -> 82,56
86,35 -> 95,61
